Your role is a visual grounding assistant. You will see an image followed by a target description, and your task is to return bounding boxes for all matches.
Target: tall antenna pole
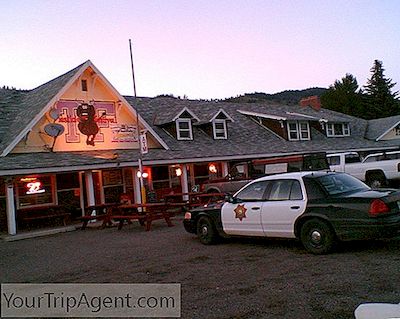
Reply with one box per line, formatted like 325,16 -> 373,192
129,39 -> 144,203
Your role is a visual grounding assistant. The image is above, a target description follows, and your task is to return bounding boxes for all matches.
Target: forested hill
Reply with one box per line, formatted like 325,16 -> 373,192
223,88 -> 327,104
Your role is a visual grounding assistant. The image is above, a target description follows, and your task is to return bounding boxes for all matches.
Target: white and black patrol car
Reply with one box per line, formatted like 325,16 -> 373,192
183,171 -> 400,254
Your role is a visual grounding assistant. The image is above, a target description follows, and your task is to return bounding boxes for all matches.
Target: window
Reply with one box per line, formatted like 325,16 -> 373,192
303,178 -> 326,200
102,169 -> 124,203
213,119 -> 227,139
326,123 -> 350,137
81,80 -> 88,91
56,173 -> 80,216
345,153 -> 361,164
363,155 -> 377,163
17,175 -> 55,207
236,181 -> 269,201
268,180 -> 303,201
193,163 -> 212,186
151,166 -> 172,199
287,121 -> 310,141
327,156 -> 340,166
316,174 -> 368,195
176,118 -> 193,140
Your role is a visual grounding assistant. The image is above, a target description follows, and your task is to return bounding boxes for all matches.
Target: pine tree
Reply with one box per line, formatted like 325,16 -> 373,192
363,60 -> 399,119
320,74 -> 363,117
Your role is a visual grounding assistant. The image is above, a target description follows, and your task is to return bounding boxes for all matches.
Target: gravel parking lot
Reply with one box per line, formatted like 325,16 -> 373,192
1,218 -> 399,319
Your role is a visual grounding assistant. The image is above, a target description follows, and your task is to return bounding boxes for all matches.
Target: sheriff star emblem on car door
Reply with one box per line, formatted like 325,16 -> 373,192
234,204 -> 247,221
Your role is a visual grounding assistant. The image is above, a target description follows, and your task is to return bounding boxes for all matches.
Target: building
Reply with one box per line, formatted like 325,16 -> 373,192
1,60 -> 400,235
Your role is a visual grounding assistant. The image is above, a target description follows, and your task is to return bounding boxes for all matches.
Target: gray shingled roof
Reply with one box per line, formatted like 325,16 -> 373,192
127,96 -> 396,158
1,62 -> 400,175
0,94 -> 398,174
0,61 -> 86,154
366,115 -> 400,141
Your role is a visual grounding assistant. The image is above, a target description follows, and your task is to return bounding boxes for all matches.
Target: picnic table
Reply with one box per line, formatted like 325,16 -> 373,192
111,202 -> 175,231
80,203 -> 119,230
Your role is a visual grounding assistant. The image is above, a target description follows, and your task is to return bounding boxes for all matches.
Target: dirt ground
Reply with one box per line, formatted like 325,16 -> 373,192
1,218 -> 399,319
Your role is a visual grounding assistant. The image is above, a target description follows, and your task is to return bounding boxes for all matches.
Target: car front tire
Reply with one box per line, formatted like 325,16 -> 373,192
300,219 -> 336,254
196,216 -> 218,245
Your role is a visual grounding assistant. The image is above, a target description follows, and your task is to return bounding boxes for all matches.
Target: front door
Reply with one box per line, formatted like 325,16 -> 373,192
221,180 -> 269,236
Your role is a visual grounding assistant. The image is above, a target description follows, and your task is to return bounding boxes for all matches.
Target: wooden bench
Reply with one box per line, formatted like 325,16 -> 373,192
17,205 -> 71,229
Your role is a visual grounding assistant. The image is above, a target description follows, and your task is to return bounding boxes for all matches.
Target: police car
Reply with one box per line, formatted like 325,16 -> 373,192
183,171 -> 400,254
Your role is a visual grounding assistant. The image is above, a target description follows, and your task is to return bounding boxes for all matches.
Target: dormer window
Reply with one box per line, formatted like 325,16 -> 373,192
176,118 -> 193,140
209,109 -> 233,140
326,123 -> 350,137
287,121 -> 310,141
213,119 -> 227,139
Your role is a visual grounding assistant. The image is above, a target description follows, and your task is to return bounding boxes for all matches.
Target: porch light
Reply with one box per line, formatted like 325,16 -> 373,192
137,171 -> 149,178
175,167 -> 182,177
209,163 -> 217,174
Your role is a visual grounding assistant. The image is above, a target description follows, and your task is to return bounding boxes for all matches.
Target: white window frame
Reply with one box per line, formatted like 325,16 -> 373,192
326,123 -> 350,137
287,121 -> 310,141
212,119 -> 227,139
176,118 -> 193,140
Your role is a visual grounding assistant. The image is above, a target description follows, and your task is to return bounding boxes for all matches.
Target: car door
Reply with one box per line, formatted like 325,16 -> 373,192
261,178 -> 306,238
221,180 -> 269,236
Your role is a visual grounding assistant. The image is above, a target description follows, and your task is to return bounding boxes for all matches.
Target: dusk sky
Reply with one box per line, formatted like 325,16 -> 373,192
1,0 -> 399,99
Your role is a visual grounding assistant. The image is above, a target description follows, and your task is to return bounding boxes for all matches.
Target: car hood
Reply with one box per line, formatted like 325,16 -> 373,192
191,201 -> 225,212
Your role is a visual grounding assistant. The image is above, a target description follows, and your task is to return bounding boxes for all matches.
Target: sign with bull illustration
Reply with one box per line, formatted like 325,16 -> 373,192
47,100 -> 139,151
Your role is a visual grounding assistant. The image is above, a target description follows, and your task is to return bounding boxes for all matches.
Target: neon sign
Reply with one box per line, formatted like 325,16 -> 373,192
21,178 -> 46,195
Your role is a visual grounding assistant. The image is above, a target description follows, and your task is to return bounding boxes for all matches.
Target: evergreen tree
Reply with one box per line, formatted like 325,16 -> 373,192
363,60 -> 399,119
320,74 -> 363,117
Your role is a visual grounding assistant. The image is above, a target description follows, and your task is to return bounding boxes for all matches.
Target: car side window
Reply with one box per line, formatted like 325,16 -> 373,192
363,156 -> 377,163
235,181 -> 268,201
345,154 -> 361,164
303,178 -> 326,200
290,180 -> 303,200
267,180 -> 303,201
327,156 -> 340,166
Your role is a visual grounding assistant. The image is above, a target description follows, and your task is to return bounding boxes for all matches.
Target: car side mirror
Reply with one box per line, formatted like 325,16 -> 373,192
225,194 -> 237,204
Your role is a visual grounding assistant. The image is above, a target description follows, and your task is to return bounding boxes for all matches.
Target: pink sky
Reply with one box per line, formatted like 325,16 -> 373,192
1,0 -> 399,99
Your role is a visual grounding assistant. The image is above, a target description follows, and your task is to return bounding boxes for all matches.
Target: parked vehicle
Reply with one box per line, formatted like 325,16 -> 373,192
184,171 -> 400,254
327,150 -> 400,188
201,153 -> 329,194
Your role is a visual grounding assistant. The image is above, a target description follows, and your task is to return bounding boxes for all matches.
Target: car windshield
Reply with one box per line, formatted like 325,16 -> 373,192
315,173 -> 369,196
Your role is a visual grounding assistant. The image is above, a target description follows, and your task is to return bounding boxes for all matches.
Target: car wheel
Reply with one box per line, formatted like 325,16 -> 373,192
196,216 -> 218,245
300,219 -> 336,254
367,173 -> 387,188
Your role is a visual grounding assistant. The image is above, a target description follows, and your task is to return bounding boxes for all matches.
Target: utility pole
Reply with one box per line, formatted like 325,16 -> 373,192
129,39 -> 145,203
